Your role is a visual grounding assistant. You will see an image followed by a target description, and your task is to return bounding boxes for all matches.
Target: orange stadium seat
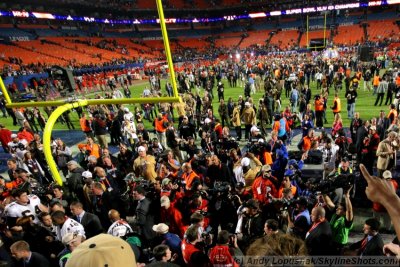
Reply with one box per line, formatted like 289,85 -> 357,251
239,30 -> 272,49
269,30 -> 300,50
368,19 -> 399,42
333,24 -> 364,46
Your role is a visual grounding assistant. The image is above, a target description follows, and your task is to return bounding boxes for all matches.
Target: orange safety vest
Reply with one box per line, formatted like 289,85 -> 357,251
86,143 -> 101,158
155,118 -> 167,133
396,76 -> 400,87
315,99 -> 324,112
263,151 -> 273,165
80,117 -> 91,132
182,171 -> 198,190
332,97 -> 341,113
388,109 -> 398,122
373,76 -> 380,87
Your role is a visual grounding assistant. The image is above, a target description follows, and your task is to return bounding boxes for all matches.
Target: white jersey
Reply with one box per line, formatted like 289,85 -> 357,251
4,194 -> 41,223
107,219 -> 133,237
56,217 -> 85,241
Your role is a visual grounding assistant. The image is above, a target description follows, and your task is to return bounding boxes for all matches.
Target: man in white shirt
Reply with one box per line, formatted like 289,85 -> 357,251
107,209 -> 133,238
318,138 -> 339,180
51,210 -> 85,242
4,189 -> 48,226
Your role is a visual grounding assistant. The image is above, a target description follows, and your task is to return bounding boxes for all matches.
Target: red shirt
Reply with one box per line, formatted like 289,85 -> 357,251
252,176 -> 278,204
209,245 -> 239,267
0,128 -> 12,146
182,239 -> 200,265
161,204 -> 187,238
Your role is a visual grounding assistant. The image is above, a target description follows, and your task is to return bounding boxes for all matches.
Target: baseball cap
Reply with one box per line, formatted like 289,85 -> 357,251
284,169 -> 294,177
82,171 -> 93,179
137,146 -> 146,152
152,223 -> 169,234
161,178 -> 171,187
250,126 -> 260,133
261,165 -> 271,172
241,157 -> 250,167
245,102 -> 250,107
383,170 -> 392,179
62,232 -> 83,245
11,134 -> 17,139
204,118 -> 211,124
160,196 -> 170,207
65,234 -> 136,267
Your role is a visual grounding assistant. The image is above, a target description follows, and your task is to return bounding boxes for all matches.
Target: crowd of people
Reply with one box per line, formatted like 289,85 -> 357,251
1,48 -> 400,267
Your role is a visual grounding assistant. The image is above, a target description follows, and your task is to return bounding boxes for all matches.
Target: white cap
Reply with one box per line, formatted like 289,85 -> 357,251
383,170 -> 392,179
11,134 -> 17,139
251,126 -> 260,133
124,107 -> 129,112
245,102 -> 250,107
137,146 -> 146,152
82,171 -> 93,179
241,157 -> 250,167
204,118 -> 211,124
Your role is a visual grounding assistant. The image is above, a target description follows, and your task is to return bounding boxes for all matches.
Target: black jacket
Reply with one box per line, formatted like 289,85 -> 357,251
305,220 -> 334,255
135,197 -> 156,243
350,234 -> 384,256
15,252 -> 50,267
72,212 -> 103,239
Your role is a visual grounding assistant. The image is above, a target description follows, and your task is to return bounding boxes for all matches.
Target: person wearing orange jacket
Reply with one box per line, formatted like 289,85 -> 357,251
85,137 -> 101,159
154,113 -> 168,148
79,113 -> 94,139
181,163 -> 199,191
373,74 -> 380,95
252,165 -> 278,206
331,93 -> 341,116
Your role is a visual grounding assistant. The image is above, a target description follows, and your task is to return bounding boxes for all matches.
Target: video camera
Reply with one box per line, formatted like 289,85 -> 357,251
309,173 -> 355,194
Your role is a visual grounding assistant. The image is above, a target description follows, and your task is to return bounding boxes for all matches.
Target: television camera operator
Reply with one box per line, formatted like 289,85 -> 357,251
322,186 -> 354,253
208,182 -> 240,237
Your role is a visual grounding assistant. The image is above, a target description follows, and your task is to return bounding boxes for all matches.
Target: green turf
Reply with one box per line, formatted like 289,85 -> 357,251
0,76 -> 391,132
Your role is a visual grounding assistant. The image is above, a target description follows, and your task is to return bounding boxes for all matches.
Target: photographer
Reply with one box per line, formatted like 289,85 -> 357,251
286,197 -> 311,240
206,155 -> 232,188
208,230 -> 241,267
323,186 -> 353,253
237,199 -> 264,251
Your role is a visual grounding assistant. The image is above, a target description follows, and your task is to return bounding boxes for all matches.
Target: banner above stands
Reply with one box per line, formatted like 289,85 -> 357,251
0,1 -> 399,25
